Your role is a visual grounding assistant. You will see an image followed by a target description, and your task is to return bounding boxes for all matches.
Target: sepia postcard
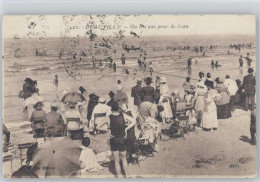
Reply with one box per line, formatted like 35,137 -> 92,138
2,15 -> 256,178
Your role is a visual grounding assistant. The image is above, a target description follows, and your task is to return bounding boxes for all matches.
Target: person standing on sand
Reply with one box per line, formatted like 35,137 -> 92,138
53,75 -> 58,87
131,78 -> 143,109
141,77 -> 156,103
23,78 -> 35,100
201,81 -> 221,131
195,56 -> 198,64
215,78 -> 231,120
107,91 -> 115,107
250,108 -> 256,145
224,75 -> 238,111
121,53 -> 126,66
211,60 -> 215,69
194,82 -> 207,126
244,53 -> 252,67
109,102 -> 136,178
113,61 -> 117,72
92,56 -> 96,67
114,85 -> 129,108
159,77 -> 173,123
241,68 -> 256,111
239,55 -> 243,69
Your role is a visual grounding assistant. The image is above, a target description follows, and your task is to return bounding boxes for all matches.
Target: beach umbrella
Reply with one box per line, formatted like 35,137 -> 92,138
32,137 -> 82,178
61,92 -> 86,104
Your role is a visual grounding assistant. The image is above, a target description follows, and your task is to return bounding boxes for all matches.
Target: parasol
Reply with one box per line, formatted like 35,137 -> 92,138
32,137 -> 82,178
61,92 -> 86,105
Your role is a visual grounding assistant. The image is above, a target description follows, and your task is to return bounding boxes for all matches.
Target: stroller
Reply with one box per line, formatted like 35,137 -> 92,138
135,117 -> 161,160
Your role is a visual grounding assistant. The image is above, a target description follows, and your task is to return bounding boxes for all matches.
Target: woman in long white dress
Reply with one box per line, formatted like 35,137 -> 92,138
201,81 -> 221,130
159,77 -> 173,123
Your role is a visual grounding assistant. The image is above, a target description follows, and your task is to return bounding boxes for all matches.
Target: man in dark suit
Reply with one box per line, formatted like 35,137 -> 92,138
45,103 -> 65,136
141,77 -> 156,103
242,68 -> 256,111
131,78 -> 143,109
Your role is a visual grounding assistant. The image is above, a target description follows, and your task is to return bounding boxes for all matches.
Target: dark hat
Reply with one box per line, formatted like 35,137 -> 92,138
248,68 -> 254,73
145,77 -> 152,83
198,72 -> 204,77
206,73 -> 211,78
108,91 -> 115,97
225,75 -> 230,79
33,101 -> 44,109
24,78 -> 33,83
157,105 -> 164,112
79,86 -> 86,94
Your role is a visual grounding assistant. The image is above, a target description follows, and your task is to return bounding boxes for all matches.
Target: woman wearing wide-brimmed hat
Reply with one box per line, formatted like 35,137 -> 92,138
215,77 -> 231,119
141,77 -> 156,103
30,101 -> 47,130
201,81 -> 221,131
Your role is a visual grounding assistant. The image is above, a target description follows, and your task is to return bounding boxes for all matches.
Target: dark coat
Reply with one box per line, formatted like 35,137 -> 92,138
46,111 -> 65,133
141,85 -> 155,103
87,94 -> 99,121
242,74 -> 256,95
131,84 -> 142,106
107,98 -> 114,107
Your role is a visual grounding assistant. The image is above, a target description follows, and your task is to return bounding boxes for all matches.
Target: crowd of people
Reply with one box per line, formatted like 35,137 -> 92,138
2,48 -> 257,178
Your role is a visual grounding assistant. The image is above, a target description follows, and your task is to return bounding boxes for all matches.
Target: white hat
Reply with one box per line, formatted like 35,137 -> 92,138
98,97 -> 106,103
160,76 -> 167,83
51,103 -> 58,108
173,90 -> 179,95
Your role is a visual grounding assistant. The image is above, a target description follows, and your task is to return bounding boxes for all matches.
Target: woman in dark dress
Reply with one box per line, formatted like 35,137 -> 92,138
109,102 -> 136,177
141,77 -> 156,103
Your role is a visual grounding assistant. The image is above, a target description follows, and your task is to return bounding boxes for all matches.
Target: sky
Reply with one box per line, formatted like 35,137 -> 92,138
2,15 -> 256,38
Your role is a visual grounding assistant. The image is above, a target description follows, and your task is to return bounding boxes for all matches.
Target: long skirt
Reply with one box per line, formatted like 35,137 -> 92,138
216,103 -> 232,119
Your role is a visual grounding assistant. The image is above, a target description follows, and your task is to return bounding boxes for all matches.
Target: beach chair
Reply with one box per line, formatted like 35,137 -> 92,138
18,142 -> 38,167
32,120 -> 47,141
66,118 -> 83,140
3,155 -> 13,173
93,113 -> 108,135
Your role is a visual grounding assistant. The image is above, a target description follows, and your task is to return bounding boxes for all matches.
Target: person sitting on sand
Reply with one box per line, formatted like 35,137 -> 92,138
79,137 -> 104,173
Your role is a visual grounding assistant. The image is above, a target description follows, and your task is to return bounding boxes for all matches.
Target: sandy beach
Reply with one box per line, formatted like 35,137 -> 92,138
2,35 -> 256,178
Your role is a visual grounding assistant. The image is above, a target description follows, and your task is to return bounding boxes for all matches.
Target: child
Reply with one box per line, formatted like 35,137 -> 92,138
186,108 -> 196,130
79,137 -> 104,173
